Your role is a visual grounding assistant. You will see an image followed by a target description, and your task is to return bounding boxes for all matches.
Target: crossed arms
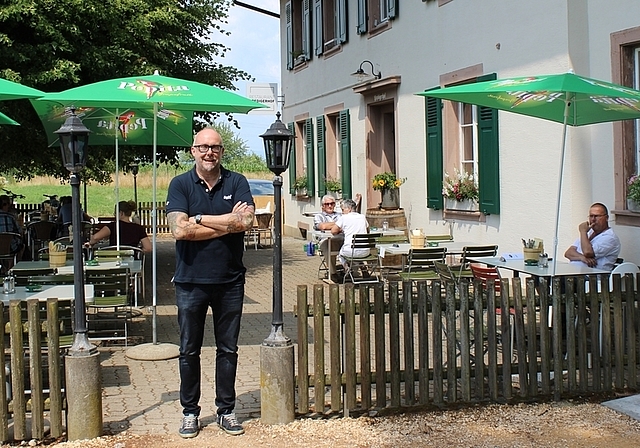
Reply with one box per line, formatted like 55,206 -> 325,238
168,201 -> 255,241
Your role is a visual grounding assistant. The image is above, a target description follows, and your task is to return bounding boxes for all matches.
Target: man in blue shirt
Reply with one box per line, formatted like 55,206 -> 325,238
166,128 -> 254,439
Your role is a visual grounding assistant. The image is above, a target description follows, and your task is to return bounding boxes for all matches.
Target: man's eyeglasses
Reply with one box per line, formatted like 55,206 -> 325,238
588,214 -> 606,219
322,202 -> 336,206
193,144 -> 223,154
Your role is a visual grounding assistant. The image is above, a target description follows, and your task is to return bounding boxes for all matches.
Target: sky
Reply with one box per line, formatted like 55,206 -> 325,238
214,0 -> 281,156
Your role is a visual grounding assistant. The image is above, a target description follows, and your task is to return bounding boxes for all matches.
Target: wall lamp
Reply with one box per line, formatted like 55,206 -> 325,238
351,60 -> 382,81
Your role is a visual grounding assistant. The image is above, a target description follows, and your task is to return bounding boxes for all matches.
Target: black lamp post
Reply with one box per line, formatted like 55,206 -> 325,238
129,161 -> 139,208
260,112 -> 293,346
54,109 -> 93,356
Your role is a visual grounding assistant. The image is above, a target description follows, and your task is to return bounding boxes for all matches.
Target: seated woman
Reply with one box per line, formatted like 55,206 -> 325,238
85,200 -> 151,253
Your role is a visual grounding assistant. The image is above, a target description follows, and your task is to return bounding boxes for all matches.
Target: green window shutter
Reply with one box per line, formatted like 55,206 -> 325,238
388,0 -> 398,19
285,2 -> 293,69
339,110 -> 352,199
338,0 -> 347,43
476,73 -> 500,215
425,92 -> 444,210
356,0 -> 367,35
316,116 -> 327,196
305,118 -> 315,197
288,122 -> 296,194
302,0 -> 311,60
314,0 -> 323,56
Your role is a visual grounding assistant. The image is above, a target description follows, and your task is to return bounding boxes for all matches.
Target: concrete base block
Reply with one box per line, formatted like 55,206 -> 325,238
65,352 -> 103,441
260,344 -> 295,424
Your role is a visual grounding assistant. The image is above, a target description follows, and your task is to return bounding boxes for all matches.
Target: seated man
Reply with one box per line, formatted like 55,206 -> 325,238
332,198 -> 370,269
0,194 -> 25,264
564,202 -> 620,271
315,195 -> 343,276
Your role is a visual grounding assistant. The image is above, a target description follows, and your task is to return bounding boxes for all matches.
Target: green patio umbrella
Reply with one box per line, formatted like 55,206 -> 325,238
34,70 -> 267,351
32,104 -> 192,147
0,111 -> 19,125
416,72 -> 640,273
0,77 -> 45,100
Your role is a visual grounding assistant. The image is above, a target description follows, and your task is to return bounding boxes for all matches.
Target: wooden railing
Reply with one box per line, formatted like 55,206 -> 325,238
0,298 -> 66,442
295,274 -> 639,415
137,202 -> 169,235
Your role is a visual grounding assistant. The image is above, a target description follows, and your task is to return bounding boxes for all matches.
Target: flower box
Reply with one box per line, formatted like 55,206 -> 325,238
445,198 -> 478,212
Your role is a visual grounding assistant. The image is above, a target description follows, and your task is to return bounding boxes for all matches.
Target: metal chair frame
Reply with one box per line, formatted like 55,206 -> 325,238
342,233 -> 382,284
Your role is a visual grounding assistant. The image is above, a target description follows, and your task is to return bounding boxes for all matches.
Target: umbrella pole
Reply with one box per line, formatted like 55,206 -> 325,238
552,95 -> 572,276
115,109 -> 120,249
125,102 -> 179,361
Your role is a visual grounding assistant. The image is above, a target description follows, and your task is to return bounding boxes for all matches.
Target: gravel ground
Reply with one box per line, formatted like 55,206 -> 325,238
4,398 -> 640,447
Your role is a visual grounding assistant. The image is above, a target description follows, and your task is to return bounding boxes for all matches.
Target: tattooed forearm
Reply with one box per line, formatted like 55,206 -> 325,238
225,210 -> 255,233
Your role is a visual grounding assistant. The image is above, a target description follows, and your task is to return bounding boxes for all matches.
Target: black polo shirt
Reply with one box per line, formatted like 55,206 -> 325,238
166,166 -> 254,284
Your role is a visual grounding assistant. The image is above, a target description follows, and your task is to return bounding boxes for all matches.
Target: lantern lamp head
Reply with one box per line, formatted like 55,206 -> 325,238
54,108 -> 91,173
260,112 -> 293,176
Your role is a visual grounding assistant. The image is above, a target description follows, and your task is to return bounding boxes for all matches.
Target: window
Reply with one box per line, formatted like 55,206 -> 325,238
285,0 -> 311,69
425,72 -> 500,216
612,26 -> 640,224
314,0 -> 347,56
317,113 -> 346,195
356,0 -> 398,35
289,118 -> 315,198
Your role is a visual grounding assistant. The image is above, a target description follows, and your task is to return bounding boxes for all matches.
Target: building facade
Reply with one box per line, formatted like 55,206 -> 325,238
279,0 -> 640,264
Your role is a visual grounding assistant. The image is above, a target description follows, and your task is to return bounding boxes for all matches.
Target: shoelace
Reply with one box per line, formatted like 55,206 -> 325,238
223,414 -> 240,427
182,415 -> 198,429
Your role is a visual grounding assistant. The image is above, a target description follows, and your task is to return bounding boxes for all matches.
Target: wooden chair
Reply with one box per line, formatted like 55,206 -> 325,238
97,245 -> 145,305
457,244 -> 499,278
246,213 -> 273,250
85,267 -> 131,346
10,267 -> 56,286
470,263 -> 515,362
342,233 -> 382,284
399,247 -> 447,282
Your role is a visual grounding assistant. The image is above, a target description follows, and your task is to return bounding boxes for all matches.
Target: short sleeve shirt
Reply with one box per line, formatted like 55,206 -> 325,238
166,166 -> 254,284
570,227 -> 621,271
106,220 -> 148,248
314,211 -> 339,230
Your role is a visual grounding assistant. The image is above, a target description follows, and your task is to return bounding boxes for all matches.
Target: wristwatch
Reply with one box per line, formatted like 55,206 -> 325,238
195,214 -> 202,225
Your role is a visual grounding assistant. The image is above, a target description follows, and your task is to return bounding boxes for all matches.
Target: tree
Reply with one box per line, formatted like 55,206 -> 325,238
0,0 -> 252,182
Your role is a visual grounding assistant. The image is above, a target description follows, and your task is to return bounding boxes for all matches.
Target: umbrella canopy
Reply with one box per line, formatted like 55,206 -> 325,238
34,71 -> 266,347
0,78 -> 45,100
416,72 -> 640,125
37,71 -> 265,113
417,72 -> 640,274
0,111 -> 19,125
32,104 -> 192,147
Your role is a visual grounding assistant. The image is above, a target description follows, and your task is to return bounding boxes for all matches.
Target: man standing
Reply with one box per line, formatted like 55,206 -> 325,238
166,127 -> 255,438
564,202 -> 620,271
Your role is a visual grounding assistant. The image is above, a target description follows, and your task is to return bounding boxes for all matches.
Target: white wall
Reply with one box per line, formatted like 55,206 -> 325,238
279,0 -> 640,264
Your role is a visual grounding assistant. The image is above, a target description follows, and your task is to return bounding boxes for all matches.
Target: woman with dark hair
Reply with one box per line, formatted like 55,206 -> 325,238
86,200 -> 152,252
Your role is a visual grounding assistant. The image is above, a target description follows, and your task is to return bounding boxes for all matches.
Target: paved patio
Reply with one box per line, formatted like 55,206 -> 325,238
99,234 -> 322,435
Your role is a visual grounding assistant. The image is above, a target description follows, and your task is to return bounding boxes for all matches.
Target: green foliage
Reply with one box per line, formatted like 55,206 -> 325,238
293,174 -> 308,191
372,172 -> 406,192
0,0 -> 252,182
325,177 -> 342,192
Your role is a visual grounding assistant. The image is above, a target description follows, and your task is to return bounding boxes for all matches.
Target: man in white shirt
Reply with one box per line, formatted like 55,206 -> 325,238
564,202 -> 620,271
332,198 -> 369,267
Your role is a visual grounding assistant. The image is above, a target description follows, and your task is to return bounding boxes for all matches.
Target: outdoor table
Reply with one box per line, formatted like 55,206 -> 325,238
13,259 -> 141,276
1,284 -> 94,304
465,256 -> 610,277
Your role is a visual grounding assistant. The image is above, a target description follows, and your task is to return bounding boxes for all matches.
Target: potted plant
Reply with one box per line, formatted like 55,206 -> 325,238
325,177 -> 342,198
372,172 -> 406,210
293,173 -> 308,196
442,169 -> 479,211
627,174 -> 640,212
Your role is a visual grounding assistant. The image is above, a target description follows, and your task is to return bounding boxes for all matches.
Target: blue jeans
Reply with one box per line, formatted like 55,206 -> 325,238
176,281 -> 244,416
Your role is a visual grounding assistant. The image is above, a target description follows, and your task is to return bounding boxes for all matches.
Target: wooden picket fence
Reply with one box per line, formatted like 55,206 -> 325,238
137,201 -> 169,234
0,298 -> 66,442
295,273 -> 640,415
